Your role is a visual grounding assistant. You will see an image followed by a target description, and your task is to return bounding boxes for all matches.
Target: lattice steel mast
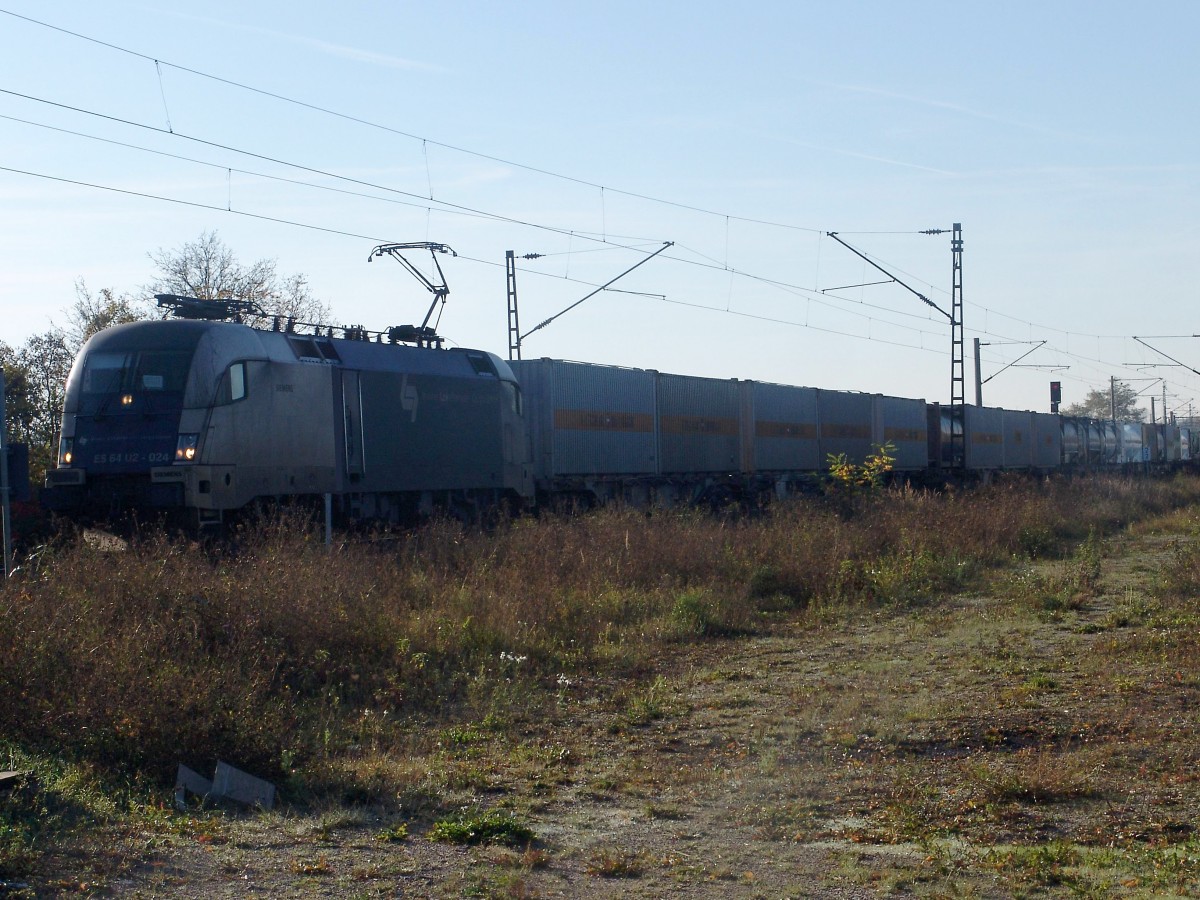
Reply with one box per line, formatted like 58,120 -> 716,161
506,250 -> 521,361
949,223 -> 964,469
827,225 -> 965,471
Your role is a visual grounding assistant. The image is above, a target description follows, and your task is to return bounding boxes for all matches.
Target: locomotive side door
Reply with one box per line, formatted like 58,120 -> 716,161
341,370 -> 366,479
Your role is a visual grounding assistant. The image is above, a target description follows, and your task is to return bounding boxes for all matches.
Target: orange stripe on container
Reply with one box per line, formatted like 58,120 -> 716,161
883,427 -> 923,442
821,423 -> 871,440
554,409 -> 654,433
661,415 -> 739,436
756,421 -> 818,439
972,432 -> 1003,445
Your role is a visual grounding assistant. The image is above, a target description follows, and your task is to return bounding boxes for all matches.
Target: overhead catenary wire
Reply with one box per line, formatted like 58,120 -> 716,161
0,6 -> 825,235
0,9 -> 1149,353
0,8 -> 1190,401
0,102 -> 963,345
6,155 -> 1183,399
0,87 -> 641,250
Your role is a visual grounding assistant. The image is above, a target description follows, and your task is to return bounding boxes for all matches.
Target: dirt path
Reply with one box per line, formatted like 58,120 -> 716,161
101,526 -> 1200,898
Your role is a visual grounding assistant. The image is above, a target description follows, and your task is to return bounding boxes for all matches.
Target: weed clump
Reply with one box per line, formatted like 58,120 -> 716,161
429,809 -> 534,846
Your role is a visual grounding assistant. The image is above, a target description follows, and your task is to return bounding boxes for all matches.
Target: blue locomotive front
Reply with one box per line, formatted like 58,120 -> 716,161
44,320 -> 220,515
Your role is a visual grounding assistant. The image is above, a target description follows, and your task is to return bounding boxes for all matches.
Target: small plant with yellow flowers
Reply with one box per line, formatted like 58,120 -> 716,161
826,441 -> 896,494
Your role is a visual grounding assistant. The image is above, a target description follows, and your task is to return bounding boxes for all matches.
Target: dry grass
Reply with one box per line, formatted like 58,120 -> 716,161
2,472 -> 1200,890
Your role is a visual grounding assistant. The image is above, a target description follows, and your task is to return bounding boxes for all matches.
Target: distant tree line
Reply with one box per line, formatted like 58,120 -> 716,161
1,231 -> 330,487
1061,381 -> 1146,422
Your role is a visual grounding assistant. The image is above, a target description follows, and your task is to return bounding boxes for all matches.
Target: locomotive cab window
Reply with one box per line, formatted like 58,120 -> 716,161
216,362 -> 248,405
229,362 -> 246,401
502,381 -> 522,416
466,352 -> 497,377
81,350 -> 191,395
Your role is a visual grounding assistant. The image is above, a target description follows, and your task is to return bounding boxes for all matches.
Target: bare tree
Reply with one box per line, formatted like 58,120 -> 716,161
146,231 -> 331,327
67,279 -> 148,350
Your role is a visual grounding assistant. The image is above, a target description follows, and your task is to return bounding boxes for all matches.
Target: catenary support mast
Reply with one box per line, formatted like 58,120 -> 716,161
506,250 -> 521,361
949,223 -> 965,469
1,369 -> 11,579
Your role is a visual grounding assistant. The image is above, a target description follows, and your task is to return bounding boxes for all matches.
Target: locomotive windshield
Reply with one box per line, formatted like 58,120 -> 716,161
81,350 -> 192,395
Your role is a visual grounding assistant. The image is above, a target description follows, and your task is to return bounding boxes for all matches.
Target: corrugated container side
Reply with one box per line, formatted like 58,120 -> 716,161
1001,409 -> 1034,468
657,373 -> 740,473
512,359 -> 658,479
1031,413 -> 1062,468
747,382 -> 821,472
510,359 -> 552,482
874,395 -> 928,470
816,390 -> 873,467
964,406 -> 1004,469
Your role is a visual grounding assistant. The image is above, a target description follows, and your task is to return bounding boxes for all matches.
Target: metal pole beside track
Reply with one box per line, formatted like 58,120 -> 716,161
1,369 -> 12,579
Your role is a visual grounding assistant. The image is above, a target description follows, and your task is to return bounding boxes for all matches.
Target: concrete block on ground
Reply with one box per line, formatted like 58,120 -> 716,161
174,764 -> 213,810
211,760 -> 275,810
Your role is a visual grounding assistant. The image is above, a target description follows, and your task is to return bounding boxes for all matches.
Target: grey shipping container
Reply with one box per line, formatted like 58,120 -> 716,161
874,394 -> 928,471
656,372 -> 740,474
816,390 -> 874,467
1000,409 -> 1034,469
1031,412 -> 1062,469
512,358 -> 658,481
740,381 -> 821,473
964,406 -> 1005,470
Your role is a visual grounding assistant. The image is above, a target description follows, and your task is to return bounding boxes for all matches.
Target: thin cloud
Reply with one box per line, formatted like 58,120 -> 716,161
149,8 -> 446,73
820,80 -> 1087,141
284,34 -> 446,73
772,134 -> 956,175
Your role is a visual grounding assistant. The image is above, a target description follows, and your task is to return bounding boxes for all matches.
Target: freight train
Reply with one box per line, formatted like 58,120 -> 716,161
42,303 -> 1195,527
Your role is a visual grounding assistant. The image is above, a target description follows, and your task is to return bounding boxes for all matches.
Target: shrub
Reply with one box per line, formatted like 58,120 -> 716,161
0,473 -> 1196,792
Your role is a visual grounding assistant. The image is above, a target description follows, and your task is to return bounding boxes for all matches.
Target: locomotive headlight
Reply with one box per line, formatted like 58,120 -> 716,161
59,437 -> 74,467
174,433 -> 199,463
120,394 -> 134,406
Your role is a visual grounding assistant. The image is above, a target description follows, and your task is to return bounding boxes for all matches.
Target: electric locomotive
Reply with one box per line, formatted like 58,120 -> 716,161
44,310 -> 533,526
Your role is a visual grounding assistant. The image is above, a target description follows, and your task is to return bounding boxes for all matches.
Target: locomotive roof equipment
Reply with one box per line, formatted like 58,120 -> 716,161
368,242 -> 457,349
154,294 -> 267,323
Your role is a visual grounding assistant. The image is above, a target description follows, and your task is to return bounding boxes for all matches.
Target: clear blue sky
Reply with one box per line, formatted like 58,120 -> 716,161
2,1 -> 1197,417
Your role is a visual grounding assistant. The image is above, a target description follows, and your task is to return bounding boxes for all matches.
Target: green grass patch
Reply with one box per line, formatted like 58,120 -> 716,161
428,809 -> 535,846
